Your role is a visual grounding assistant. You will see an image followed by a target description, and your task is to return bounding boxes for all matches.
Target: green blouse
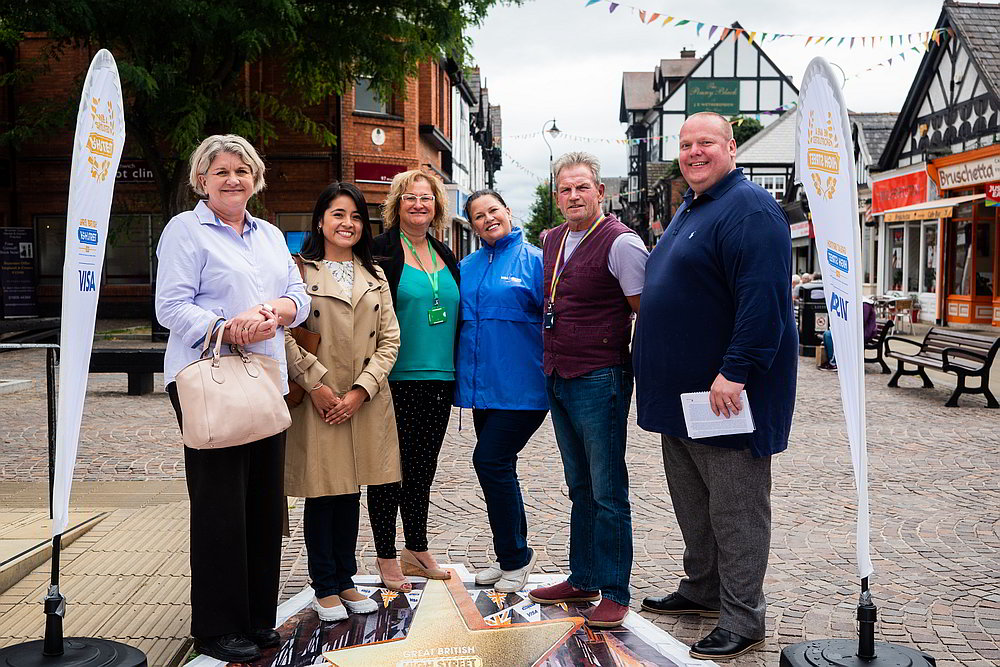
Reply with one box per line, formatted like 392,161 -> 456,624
389,264 -> 460,381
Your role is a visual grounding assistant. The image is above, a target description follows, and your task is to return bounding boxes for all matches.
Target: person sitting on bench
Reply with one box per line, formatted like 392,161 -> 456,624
820,300 -> 876,371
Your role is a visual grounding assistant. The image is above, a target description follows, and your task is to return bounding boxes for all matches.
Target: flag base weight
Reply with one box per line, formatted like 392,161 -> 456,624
779,639 -> 935,666
0,639 -> 146,667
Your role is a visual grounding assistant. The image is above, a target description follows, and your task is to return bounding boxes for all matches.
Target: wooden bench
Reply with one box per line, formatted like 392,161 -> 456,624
885,327 -> 1000,408
864,319 -> 894,374
89,348 -> 165,395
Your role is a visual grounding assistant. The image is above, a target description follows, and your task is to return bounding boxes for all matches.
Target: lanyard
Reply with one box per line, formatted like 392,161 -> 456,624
401,232 -> 441,304
548,215 -> 604,304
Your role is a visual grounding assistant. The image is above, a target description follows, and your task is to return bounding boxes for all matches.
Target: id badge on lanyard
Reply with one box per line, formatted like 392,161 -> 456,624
402,233 -> 448,326
545,216 -> 604,330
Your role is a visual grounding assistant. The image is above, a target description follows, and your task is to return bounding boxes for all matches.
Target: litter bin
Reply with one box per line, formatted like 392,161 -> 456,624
797,281 -> 827,357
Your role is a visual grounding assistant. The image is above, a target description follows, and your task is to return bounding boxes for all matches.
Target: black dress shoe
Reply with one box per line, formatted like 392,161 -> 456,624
194,633 -> 261,663
690,627 -> 764,660
640,592 -> 720,617
247,628 -> 281,649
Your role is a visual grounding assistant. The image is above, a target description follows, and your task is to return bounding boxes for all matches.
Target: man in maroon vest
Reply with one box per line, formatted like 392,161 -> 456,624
527,152 -> 648,628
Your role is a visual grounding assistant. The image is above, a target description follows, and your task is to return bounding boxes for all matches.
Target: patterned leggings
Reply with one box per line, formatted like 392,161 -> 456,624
368,380 -> 454,559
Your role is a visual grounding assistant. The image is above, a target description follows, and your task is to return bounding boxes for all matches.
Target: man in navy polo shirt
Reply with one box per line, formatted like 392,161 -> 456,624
634,112 -> 797,660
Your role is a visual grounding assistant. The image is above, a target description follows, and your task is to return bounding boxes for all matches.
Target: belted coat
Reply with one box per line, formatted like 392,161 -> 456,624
284,256 -> 401,497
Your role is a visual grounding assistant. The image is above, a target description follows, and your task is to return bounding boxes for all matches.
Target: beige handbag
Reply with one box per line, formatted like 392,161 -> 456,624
175,317 -> 291,449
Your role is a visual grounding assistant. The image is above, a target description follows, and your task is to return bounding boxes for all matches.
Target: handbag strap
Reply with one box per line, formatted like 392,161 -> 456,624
200,317 -> 227,359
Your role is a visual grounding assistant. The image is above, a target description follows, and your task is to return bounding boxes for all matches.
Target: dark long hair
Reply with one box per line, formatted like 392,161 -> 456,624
298,182 -> 378,278
464,189 -> 509,222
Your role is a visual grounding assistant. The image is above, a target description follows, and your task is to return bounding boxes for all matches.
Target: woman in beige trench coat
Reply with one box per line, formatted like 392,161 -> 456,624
284,182 -> 401,624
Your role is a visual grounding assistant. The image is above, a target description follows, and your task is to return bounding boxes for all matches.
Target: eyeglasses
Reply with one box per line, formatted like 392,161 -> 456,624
401,194 -> 435,204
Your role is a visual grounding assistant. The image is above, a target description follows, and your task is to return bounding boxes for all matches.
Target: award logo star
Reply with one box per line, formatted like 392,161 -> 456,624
323,570 -> 584,666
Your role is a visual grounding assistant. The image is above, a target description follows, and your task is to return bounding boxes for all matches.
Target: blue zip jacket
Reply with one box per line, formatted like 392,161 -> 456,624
455,226 -> 548,410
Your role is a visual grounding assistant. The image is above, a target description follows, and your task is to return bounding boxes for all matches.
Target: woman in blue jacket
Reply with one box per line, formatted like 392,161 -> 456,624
455,189 -> 548,593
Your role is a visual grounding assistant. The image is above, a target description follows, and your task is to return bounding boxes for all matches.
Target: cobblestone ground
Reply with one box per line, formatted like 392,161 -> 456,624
1,343 -> 998,666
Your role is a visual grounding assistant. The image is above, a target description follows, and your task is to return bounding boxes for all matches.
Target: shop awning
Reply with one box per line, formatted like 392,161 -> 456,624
882,193 -> 984,222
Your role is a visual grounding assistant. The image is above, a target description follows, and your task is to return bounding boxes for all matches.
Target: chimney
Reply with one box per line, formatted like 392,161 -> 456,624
680,48 -> 696,59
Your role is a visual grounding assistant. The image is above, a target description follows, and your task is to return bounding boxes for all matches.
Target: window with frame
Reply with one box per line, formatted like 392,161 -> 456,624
751,174 -> 786,201
355,77 -> 392,115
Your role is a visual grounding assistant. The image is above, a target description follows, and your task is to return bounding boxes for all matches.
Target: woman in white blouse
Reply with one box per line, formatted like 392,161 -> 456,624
155,134 -> 309,663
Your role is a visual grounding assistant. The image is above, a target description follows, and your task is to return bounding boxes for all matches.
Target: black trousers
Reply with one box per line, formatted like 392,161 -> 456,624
167,383 -> 285,639
304,493 -> 361,598
368,380 -> 453,559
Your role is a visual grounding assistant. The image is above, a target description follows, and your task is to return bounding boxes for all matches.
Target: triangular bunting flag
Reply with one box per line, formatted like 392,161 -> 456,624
805,36 -> 813,46
708,25 -> 718,39
585,0 -> 602,6
760,32 -> 768,41
720,27 -> 731,41
676,19 -> 690,26
838,37 -> 845,46
749,31 -> 756,44
662,15 -> 674,25
697,22 -> 704,35
609,2 -> 618,12
638,10 -> 645,22
648,12 -> 660,23
850,37 -> 855,48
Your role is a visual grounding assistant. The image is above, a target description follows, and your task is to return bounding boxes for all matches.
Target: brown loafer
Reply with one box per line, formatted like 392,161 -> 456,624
528,580 -> 600,605
584,599 -> 629,628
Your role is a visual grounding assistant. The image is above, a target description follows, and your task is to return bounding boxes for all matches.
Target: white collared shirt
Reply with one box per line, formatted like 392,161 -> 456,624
154,200 -> 310,391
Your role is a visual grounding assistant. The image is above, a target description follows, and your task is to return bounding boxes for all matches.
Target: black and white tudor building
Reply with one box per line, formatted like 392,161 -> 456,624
873,0 -> 1000,328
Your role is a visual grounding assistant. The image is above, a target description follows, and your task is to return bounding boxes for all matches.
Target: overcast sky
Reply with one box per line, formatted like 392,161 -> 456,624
466,0 -> 972,222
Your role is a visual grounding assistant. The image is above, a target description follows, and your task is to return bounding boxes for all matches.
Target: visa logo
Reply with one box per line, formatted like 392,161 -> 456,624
829,292 -> 849,321
78,228 -> 99,245
79,270 -> 96,292
826,248 -> 849,272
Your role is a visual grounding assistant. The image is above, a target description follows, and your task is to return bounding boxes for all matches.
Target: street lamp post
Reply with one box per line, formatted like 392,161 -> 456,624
542,118 -> 560,229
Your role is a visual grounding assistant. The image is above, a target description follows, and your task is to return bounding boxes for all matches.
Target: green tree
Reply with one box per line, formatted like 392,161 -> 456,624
1,0 -> 509,220
731,115 -> 764,146
523,180 -> 563,246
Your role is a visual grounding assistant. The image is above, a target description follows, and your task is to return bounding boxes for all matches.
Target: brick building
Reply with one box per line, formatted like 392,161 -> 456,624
0,38 -> 502,317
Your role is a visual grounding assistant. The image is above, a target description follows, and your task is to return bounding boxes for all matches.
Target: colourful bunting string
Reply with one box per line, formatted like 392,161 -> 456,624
504,104 -> 798,146
582,0 -> 948,49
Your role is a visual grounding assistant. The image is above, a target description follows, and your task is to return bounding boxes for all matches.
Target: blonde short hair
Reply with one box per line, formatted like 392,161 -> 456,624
553,151 -> 601,187
188,134 -> 267,196
381,169 -> 449,231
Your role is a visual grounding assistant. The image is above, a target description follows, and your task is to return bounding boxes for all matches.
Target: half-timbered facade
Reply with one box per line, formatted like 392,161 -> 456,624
876,1 -> 1000,328
618,26 -> 797,238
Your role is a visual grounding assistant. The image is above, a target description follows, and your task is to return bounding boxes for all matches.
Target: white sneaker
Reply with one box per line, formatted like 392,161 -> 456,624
342,596 -> 378,614
311,598 -> 348,622
475,563 -> 503,586
495,549 -> 537,593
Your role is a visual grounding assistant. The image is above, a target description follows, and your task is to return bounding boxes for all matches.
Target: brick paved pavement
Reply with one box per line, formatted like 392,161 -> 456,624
1,342 -> 999,666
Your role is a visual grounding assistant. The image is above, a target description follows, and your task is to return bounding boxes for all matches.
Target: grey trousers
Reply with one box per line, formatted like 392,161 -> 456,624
661,435 -> 772,640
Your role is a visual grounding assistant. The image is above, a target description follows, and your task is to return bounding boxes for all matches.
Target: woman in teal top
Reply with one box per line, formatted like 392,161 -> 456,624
390,262 -> 460,380
370,170 -> 461,592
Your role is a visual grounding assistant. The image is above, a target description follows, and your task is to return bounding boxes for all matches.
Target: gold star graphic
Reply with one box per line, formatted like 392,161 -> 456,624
323,570 -> 583,666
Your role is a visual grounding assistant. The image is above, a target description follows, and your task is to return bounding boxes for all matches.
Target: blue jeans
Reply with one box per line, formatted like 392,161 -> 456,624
473,409 -> 548,571
546,365 -> 633,605
823,330 -> 836,365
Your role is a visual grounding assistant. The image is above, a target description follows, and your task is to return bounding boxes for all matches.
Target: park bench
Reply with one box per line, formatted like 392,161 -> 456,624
885,327 -> 1000,408
864,319 -> 894,374
88,348 -> 164,396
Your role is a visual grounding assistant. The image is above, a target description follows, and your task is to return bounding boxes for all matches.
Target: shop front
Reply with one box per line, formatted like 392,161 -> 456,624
931,146 -> 1000,328
871,165 -> 939,322
790,221 -> 814,275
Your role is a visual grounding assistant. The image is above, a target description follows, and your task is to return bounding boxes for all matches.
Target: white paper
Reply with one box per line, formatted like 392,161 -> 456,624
680,390 -> 755,439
